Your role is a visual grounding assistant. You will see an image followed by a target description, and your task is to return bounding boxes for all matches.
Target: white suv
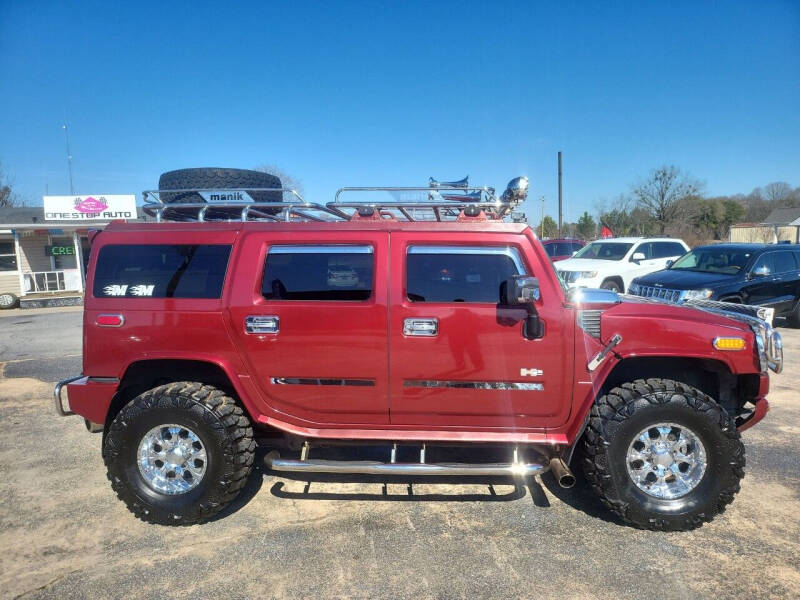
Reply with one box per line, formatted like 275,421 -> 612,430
554,237 -> 689,293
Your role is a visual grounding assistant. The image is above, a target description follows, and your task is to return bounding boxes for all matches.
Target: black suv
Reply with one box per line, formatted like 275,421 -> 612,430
629,243 -> 800,325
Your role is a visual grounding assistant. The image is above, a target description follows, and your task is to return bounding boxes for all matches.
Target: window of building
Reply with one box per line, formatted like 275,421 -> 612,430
0,241 -> 17,272
93,244 -> 232,298
50,237 -> 77,269
262,245 -> 374,301
406,246 -> 526,303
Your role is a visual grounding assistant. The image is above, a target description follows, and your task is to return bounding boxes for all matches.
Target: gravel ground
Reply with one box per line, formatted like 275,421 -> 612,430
0,309 -> 798,599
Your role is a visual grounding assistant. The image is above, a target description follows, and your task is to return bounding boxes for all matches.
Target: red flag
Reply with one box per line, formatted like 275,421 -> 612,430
600,224 -> 613,239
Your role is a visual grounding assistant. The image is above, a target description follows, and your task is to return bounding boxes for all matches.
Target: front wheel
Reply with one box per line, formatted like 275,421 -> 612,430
600,279 -> 622,293
581,378 -> 745,531
103,382 -> 255,525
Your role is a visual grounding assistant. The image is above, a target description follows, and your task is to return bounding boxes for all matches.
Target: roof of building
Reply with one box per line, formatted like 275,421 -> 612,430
763,207 -> 800,225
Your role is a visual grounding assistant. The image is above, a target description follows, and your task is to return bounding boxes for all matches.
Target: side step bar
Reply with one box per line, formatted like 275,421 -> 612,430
265,449 -> 574,486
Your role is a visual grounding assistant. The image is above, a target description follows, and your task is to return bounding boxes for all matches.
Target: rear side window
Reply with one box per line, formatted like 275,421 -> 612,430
93,244 -> 231,298
262,245 -> 374,301
652,242 -> 686,258
406,246 -> 526,303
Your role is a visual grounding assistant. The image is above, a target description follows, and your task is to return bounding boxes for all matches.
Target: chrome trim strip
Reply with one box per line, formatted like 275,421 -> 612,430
407,245 -> 526,274
403,380 -> 543,391
270,377 -> 375,387
269,245 -> 373,254
87,377 -> 120,384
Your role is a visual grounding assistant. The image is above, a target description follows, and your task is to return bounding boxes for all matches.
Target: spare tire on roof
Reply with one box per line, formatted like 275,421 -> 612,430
156,167 -> 284,220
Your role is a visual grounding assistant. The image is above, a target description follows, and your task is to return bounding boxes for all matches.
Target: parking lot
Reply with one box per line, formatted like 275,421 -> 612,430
0,306 -> 798,599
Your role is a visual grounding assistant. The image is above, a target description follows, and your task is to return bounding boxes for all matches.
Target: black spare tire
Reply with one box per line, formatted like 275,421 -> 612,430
156,167 -> 283,220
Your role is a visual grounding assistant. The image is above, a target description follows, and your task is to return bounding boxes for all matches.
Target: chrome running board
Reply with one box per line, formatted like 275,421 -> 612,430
264,445 -> 554,478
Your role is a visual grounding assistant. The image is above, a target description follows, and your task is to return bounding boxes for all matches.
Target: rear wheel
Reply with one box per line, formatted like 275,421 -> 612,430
582,378 -> 744,531
103,382 -> 255,525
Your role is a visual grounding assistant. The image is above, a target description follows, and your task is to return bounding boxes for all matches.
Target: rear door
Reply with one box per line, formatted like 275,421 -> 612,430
744,250 -> 799,314
388,232 -> 573,429
228,231 -> 390,425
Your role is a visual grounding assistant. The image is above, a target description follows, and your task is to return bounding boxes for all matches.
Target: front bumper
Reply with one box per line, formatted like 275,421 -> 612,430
54,375 -> 118,424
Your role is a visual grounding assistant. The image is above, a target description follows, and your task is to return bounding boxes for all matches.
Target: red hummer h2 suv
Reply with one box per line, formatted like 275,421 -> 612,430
55,169 -> 783,531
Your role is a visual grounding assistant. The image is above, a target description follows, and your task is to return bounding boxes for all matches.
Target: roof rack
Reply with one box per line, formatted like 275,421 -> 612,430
141,175 -> 529,224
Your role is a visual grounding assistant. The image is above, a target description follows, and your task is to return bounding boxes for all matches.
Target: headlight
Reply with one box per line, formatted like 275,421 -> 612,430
575,271 -> 598,279
682,289 -> 713,301
628,282 -> 640,294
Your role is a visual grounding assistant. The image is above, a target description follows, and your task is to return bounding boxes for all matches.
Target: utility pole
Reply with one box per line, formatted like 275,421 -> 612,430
62,120 -> 74,195
557,151 -> 563,236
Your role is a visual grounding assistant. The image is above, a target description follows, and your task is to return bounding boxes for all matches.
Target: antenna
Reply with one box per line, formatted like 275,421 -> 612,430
62,112 -> 74,195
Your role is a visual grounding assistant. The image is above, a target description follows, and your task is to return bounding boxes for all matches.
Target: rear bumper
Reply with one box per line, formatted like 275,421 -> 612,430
54,375 -> 118,424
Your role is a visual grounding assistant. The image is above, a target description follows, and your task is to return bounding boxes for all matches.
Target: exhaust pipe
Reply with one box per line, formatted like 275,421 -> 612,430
549,457 -> 576,488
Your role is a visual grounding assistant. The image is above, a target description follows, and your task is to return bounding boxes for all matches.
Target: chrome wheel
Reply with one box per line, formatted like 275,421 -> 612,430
625,422 -> 707,499
137,424 -> 207,495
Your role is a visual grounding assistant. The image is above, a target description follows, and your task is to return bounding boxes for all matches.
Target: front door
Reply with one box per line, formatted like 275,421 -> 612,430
388,232 -> 573,429
228,231 -> 390,425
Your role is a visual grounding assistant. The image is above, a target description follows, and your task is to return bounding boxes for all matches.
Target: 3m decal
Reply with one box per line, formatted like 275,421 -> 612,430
102,284 -> 128,296
129,284 -> 155,297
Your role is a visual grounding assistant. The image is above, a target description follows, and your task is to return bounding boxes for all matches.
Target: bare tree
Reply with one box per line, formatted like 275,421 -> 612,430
763,181 -> 794,205
253,164 -> 304,196
631,166 -> 703,234
0,161 -> 22,207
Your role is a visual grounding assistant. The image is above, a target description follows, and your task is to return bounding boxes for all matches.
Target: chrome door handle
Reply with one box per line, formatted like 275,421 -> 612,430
245,315 -> 279,334
403,318 -> 438,336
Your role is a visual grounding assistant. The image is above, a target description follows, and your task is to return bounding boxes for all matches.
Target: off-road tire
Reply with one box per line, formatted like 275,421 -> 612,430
582,378 -> 745,531
103,382 -> 255,525
600,279 -> 622,293
0,293 -> 18,309
157,167 -> 283,220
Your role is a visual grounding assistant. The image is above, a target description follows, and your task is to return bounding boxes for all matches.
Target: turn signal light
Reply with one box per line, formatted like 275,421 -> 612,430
96,314 -> 125,327
713,337 -> 745,351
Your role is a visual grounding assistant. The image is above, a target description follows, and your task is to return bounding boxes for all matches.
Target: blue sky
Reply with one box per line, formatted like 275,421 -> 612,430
1,1 -> 798,221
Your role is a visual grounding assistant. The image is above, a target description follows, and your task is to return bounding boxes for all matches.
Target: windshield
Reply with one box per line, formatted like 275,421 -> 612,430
573,242 -> 632,261
670,248 -> 752,275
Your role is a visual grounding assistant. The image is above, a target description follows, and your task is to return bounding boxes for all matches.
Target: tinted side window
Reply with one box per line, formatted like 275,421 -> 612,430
543,243 -> 557,257
407,246 -> 525,303
94,245 -> 231,298
653,242 -> 686,258
556,242 -> 573,256
773,251 -> 797,273
570,242 -> 584,253
262,245 -> 374,301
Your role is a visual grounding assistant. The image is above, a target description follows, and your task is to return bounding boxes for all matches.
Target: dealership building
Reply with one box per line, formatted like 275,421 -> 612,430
0,195 -> 140,307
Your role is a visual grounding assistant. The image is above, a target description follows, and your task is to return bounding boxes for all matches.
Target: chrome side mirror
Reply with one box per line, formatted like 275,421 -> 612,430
666,259 -> 674,268
501,176 -> 530,204
750,265 -> 771,278
503,275 -> 540,304
631,251 -> 646,263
